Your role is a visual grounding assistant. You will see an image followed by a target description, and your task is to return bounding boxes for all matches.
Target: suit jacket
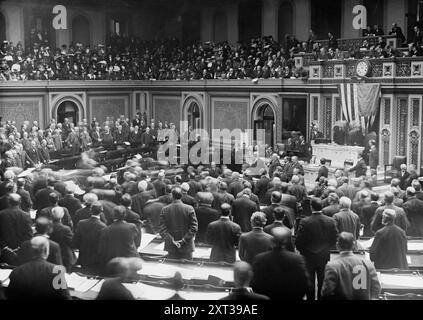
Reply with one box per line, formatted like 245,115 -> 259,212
96,277 -> 135,300
370,224 -> 408,270
159,200 -> 198,255
132,191 -> 155,217
261,204 -> 293,228
7,259 -> 71,300
369,148 -> 379,169
206,217 -> 241,263
339,184 -> 358,201
402,197 -> 423,237
228,181 -> 244,198
221,287 -> 269,300
289,184 -> 307,203
396,171 -> 410,190
316,165 -> 329,181
254,176 -> 271,204
349,158 -> 367,177
99,220 -> 141,265
194,205 -> 220,243
37,205 -> 74,230
295,212 -> 338,263
251,248 -> 309,300
73,216 -> 107,271
39,146 -> 50,163
34,187 -> 61,211
143,201 -> 166,234
0,207 -> 33,249
231,196 -> 257,232
58,194 -> 83,220
153,179 -> 167,197
17,237 -> 63,266
360,202 -> 379,237
239,228 -> 274,264
50,222 -> 76,271
181,193 -> 198,208
73,206 -> 107,228
321,252 -> 380,300
17,187 -> 33,213
371,204 -> 409,234
333,209 -> 361,239
263,222 -> 294,251
26,148 -> 41,164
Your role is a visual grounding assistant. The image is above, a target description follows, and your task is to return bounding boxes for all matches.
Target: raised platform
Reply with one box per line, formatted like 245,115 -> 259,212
311,142 -> 364,168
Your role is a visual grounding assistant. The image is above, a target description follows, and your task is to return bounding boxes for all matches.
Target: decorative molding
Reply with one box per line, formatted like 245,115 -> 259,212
382,62 -> 396,78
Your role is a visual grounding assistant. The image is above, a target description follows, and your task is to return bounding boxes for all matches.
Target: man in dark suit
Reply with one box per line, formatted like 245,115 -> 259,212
322,232 -> 381,300
120,193 -> 143,234
143,200 -> 166,234
58,184 -> 83,222
7,236 -> 71,300
17,217 -> 63,266
16,178 -> 32,213
34,177 -> 61,211
221,261 -> 269,300
295,199 -> 338,300
261,191 -> 293,228
348,153 -> 367,178
141,126 -> 155,152
322,193 -> 341,217
402,187 -> 423,237
360,193 -> 380,237
159,187 -> 198,260
316,158 -> 329,182
396,164 -> 410,190
0,193 -> 33,264
333,197 -> 361,239
181,182 -> 197,208
252,227 -> 309,300
254,169 -> 271,205
239,212 -> 274,264
231,192 -> 257,232
195,192 -> 219,244
288,175 -> 307,204
131,180 -> 156,217
36,192 -> 74,230
73,202 -> 107,274
370,209 -> 408,269
153,171 -> 168,197
26,140 -> 41,165
371,191 -> 409,234
99,206 -> 141,268
206,204 -> 242,263
50,207 -> 75,272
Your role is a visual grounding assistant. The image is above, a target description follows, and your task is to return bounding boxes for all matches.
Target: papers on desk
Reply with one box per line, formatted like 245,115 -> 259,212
138,233 -> 157,252
123,283 -> 175,300
153,242 -> 165,251
90,279 -> 105,293
358,238 -> 374,250
0,269 -> 12,282
65,273 -> 100,292
407,242 -> 423,252
192,247 -> 212,259
379,273 -> 423,289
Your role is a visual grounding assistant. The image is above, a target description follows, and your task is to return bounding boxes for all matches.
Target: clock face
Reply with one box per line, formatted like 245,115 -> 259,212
356,61 -> 369,77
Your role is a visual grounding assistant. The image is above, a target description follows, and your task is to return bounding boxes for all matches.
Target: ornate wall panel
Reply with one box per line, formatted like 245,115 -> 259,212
153,97 -> 181,129
396,98 -> 408,157
0,98 -> 43,129
89,96 -> 128,124
408,96 -> 422,168
213,100 -> 249,131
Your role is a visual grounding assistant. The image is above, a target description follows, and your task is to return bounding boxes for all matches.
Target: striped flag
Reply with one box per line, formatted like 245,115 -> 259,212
338,83 -> 381,134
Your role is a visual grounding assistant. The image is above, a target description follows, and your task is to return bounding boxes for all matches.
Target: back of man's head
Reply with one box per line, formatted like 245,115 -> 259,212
221,203 -> 231,216
311,197 -> 322,211
121,193 -> 132,207
337,232 -> 355,251
172,187 -> 183,200
251,211 -> 267,227
407,187 -> 416,197
113,205 -> 126,220
271,191 -> 282,204
91,201 -> 103,216
271,227 -> 291,248
83,193 -> 98,206
291,175 -> 300,184
197,192 -> 213,205
281,182 -> 289,194
339,197 -> 352,210
138,180 -> 148,193
273,207 -> 287,221
35,217 -> 52,235
181,182 -> 190,193
391,178 -> 400,187
233,261 -> 253,288
370,192 -> 379,202
52,206 -> 64,222
48,192 -> 59,205
30,236 -> 50,261
412,179 -> 421,192
8,193 -> 21,207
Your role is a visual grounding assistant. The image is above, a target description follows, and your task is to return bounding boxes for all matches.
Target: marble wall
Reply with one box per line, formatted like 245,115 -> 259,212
153,97 -> 181,129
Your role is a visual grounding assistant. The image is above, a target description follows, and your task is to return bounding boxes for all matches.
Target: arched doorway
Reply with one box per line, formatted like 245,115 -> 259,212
238,0 -> 262,43
254,104 -> 275,148
0,12 -> 5,44
278,1 -> 293,44
72,15 -> 90,46
213,10 -> 228,43
182,10 -> 201,45
57,101 -> 79,125
187,102 -> 201,130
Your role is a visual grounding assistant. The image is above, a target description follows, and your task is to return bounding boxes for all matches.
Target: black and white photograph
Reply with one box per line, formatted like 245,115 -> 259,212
0,0 -> 423,311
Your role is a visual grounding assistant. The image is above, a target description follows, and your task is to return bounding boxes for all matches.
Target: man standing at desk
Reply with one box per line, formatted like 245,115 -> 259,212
370,209 -> 408,270
348,153 -> 367,178
159,187 -> 198,260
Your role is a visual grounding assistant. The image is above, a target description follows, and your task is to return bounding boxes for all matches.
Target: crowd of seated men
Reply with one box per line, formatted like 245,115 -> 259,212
1,113 -> 423,300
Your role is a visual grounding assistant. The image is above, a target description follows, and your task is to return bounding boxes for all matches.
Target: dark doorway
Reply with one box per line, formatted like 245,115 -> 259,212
182,10 -> 201,45
187,102 -> 201,129
282,98 -> 307,142
0,12 -> 5,44
278,1 -> 293,43
364,0 -> 384,31
311,0 -> 341,39
213,10 -> 228,43
238,0 -> 262,43
254,104 -> 275,148
57,101 -> 79,125
72,15 -> 90,46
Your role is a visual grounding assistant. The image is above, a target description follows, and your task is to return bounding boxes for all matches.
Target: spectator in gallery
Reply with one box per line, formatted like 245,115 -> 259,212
328,32 -> 338,50
373,24 -> 384,36
321,232 -> 380,300
412,25 -> 423,47
370,209 -> 408,270
389,22 -> 405,45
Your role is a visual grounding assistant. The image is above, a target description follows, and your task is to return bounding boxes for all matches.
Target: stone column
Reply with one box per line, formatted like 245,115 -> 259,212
385,0 -> 406,39
225,3 -> 238,44
201,7 -> 214,42
0,3 -> 25,47
293,0 -> 311,41
262,0 -> 278,40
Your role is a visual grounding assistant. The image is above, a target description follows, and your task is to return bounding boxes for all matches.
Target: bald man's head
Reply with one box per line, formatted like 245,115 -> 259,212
52,206 -> 64,222
30,236 -> 50,260
8,193 -> 21,207
233,261 -> 253,288
271,227 -> 291,248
